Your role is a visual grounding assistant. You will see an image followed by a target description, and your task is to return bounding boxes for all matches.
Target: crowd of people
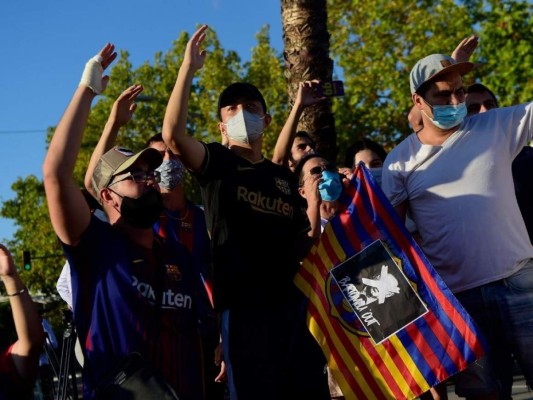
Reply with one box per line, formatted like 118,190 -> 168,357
1,23 -> 532,400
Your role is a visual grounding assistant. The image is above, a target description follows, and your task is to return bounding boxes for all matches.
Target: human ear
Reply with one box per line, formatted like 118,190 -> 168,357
412,93 -> 424,109
100,188 -> 117,207
264,113 -> 272,127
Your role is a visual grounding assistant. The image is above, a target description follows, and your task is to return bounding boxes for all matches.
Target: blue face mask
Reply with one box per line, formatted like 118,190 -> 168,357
318,170 -> 343,201
368,167 -> 383,187
424,102 -> 467,130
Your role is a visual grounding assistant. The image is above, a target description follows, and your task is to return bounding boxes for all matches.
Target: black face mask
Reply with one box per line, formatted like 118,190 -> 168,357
114,188 -> 163,229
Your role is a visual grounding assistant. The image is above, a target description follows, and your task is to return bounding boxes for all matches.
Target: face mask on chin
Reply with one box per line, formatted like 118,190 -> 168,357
318,170 -> 343,201
111,188 -> 163,229
156,158 -> 185,190
422,101 -> 467,130
224,109 -> 265,144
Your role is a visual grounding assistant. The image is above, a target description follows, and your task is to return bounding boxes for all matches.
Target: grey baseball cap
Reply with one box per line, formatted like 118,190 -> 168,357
410,54 -> 473,94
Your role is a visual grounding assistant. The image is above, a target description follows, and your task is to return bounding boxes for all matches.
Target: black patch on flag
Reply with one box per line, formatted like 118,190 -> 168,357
330,240 -> 428,344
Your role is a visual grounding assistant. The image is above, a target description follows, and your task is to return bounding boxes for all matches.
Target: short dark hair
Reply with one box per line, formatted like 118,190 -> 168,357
217,82 -> 267,120
466,83 -> 499,107
145,133 -> 163,148
344,139 -> 387,169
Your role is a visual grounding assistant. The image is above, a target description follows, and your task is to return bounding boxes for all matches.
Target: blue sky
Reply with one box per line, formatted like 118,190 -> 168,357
0,0 -> 284,242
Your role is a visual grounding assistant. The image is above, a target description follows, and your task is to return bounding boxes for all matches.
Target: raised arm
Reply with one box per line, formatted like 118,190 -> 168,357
0,244 -> 45,384
272,80 -> 323,167
43,43 -> 117,246
84,84 -> 144,198
162,24 -> 209,172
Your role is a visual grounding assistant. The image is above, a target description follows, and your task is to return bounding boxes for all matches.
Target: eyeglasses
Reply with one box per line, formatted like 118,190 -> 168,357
109,170 -> 161,186
308,163 -> 336,176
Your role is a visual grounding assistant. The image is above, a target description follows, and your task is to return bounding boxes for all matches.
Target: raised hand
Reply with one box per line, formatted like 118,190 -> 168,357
451,35 -> 479,63
183,24 -> 208,73
99,42 -> 118,70
108,84 -> 144,128
296,80 -> 326,109
0,244 -> 16,278
79,42 -> 118,94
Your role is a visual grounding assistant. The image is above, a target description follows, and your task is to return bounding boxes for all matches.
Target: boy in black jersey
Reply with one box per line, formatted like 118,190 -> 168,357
162,24 -> 329,400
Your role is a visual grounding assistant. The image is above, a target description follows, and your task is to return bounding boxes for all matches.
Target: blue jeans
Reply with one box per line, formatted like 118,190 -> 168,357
453,259 -> 533,398
221,310 -> 238,400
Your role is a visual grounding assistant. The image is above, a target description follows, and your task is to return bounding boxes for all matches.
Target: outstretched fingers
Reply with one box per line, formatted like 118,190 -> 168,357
99,43 -> 118,70
185,24 -> 209,69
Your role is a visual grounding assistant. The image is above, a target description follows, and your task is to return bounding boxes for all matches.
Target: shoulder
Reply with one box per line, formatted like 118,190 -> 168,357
384,134 -> 418,168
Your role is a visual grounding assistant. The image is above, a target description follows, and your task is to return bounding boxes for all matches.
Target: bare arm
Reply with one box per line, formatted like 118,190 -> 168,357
84,84 -> 144,198
299,172 -> 323,238
272,81 -> 323,167
43,43 -> 117,245
163,24 -> 209,172
0,244 -> 45,384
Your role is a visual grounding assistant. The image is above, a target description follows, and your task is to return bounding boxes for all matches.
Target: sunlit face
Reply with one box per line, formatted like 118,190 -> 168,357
465,91 -> 498,116
422,73 -> 465,108
219,99 -> 265,123
218,98 -> 271,144
299,156 -> 334,186
105,160 -> 160,201
290,137 -> 315,169
354,149 -> 383,169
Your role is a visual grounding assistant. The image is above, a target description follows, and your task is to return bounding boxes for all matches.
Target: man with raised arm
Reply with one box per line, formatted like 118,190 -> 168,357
163,24 -> 329,400
43,44 -> 204,399
382,53 -> 533,399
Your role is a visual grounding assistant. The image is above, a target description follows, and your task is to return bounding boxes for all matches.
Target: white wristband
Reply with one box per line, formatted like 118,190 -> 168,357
79,55 -> 104,94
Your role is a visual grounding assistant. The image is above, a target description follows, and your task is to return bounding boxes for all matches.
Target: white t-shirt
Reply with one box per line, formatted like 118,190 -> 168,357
382,103 -> 533,293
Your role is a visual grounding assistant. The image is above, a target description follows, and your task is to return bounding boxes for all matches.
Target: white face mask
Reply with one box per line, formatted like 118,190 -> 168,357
224,109 -> 265,144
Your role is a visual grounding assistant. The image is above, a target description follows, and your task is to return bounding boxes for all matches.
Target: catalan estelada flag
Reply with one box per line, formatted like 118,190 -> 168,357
294,164 -> 485,399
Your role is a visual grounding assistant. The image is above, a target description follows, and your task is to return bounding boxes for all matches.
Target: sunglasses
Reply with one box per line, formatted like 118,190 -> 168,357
109,170 -> 161,186
308,163 -> 336,176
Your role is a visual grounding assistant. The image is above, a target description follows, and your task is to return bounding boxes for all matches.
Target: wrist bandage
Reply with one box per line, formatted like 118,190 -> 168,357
79,55 -> 104,94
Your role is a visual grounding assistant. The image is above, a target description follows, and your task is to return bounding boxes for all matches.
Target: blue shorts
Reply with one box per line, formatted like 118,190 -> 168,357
453,259 -> 533,398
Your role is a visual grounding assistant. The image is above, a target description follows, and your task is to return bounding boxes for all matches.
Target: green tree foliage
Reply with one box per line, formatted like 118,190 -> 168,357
244,25 -> 290,156
471,0 -> 533,105
2,1 -> 532,297
327,0 -> 532,162
327,0 -> 476,158
0,25 -> 286,298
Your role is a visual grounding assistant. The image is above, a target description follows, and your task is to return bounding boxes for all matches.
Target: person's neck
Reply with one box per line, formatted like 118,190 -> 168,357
229,143 -> 263,162
114,221 -> 154,248
162,189 -> 187,212
416,125 -> 458,146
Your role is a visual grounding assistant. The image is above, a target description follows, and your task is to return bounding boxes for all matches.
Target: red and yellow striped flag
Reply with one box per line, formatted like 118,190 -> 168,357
294,164 -> 485,399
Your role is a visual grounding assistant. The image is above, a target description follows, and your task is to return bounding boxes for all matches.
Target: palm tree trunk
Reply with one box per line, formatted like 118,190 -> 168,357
281,0 -> 337,162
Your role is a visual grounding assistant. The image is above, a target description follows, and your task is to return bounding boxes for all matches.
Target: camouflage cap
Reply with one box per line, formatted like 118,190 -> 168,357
90,146 -> 162,202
